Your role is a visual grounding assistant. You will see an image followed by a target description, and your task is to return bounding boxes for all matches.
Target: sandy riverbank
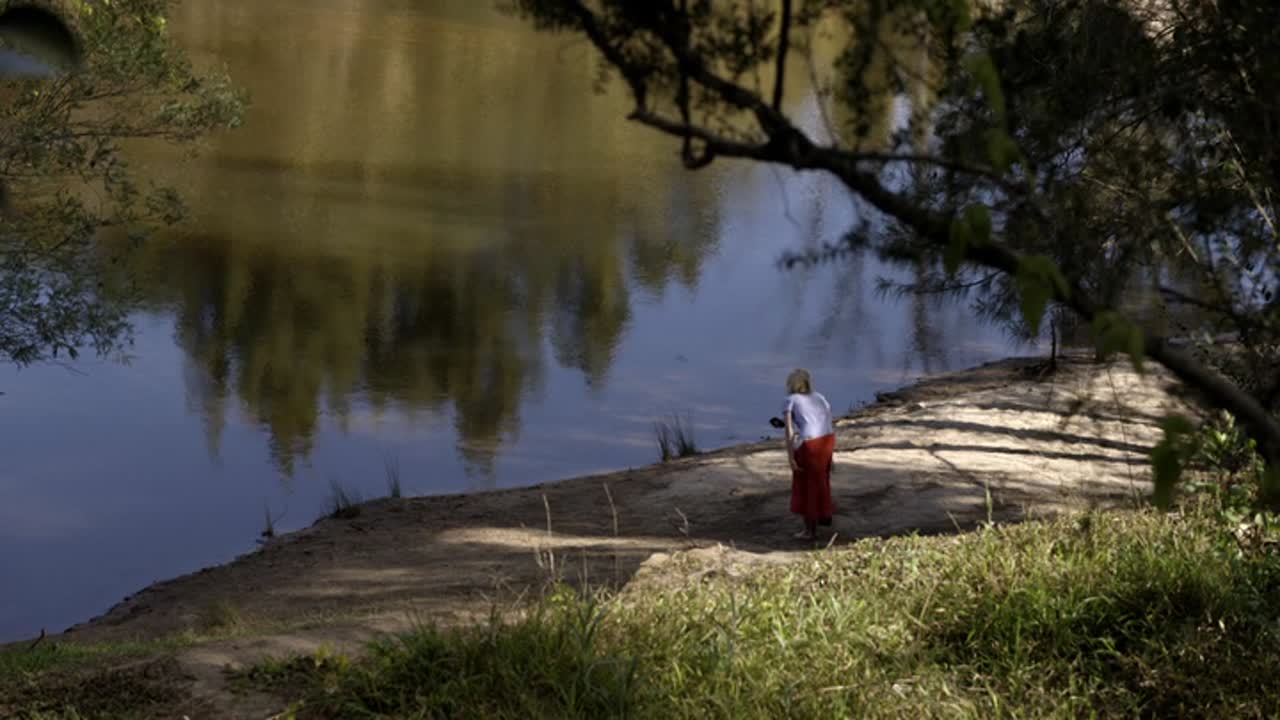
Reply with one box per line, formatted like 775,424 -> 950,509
1,352 -> 1201,717
52,351 -> 1192,651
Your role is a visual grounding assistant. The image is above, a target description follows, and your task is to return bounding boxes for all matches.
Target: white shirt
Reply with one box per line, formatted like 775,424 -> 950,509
783,392 -> 833,447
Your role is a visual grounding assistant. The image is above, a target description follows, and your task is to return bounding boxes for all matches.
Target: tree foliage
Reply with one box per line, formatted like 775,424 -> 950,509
510,0 -> 1280,506
0,0 -> 242,364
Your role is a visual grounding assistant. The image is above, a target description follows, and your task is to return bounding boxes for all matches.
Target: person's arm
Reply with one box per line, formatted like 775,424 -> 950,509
785,410 -> 799,472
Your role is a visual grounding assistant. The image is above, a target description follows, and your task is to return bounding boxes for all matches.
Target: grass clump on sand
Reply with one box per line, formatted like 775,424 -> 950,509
237,510 -> 1280,719
324,478 -> 362,520
654,413 -> 698,462
0,638 -> 203,719
0,613 -> 356,718
384,455 -> 403,500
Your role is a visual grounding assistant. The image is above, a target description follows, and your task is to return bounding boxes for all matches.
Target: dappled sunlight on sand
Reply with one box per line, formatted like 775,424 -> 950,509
57,355 -> 1191,648
437,527 -> 681,551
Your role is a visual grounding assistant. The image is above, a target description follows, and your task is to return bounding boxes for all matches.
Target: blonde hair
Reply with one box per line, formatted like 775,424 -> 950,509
786,368 -> 813,395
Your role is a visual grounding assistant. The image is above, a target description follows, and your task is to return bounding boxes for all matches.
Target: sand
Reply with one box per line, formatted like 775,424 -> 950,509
18,352 -> 1196,717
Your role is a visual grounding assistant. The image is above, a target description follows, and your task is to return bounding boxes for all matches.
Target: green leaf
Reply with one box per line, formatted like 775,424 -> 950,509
1151,441 -> 1182,509
963,204 -> 992,244
1093,311 -> 1133,360
945,220 -> 969,276
1126,324 -> 1145,373
925,0 -> 973,35
945,205 -> 990,276
1150,413 -> 1197,509
1159,414 -> 1196,437
1263,464 -> 1280,504
964,52 -> 1006,123
1015,255 -> 1060,336
1017,272 -> 1051,336
1091,311 -> 1145,371
1091,314 -> 1114,358
1046,266 -> 1070,300
984,128 -> 1022,173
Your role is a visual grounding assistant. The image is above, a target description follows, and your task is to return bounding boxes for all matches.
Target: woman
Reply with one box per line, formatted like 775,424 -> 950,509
783,368 -> 835,540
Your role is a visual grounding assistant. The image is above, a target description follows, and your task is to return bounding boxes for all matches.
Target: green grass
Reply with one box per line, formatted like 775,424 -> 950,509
237,510 -> 1280,719
654,413 -> 698,462
384,455 -> 403,500
0,636 -> 205,720
324,477 -> 362,520
262,503 -> 276,539
0,604 -> 424,718
0,655 -> 197,720
198,600 -> 244,632
2,641 -> 160,680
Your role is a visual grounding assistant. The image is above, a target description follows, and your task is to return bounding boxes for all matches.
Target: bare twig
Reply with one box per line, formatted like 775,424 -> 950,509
603,482 -> 621,584
772,0 -> 792,111
542,494 -> 555,578
669,506 -> 695,548
769,165 -> 805,233
603,482 -> 619,537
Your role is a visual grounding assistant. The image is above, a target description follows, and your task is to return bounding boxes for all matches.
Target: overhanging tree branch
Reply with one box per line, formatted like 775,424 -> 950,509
550,0 -> 1280,483
628,109 -> 771,160
772,0 -> 791,112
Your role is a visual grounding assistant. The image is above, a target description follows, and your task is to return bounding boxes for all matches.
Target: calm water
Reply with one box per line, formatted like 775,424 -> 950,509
0,1 -> 1023,642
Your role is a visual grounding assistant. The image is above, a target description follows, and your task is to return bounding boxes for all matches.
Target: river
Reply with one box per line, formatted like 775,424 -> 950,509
0,0 -> 1026,643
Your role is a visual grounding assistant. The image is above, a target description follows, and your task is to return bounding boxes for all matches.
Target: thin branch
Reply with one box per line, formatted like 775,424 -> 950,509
895,271 -> 1001,297
674,0 -> 711,168
1158,285 -> 1227,315
627,109 -> 772,160
562,2 -> 649,109
769,165 -> 805,233
846,150 -> 1017,185
772,0 -> 792,111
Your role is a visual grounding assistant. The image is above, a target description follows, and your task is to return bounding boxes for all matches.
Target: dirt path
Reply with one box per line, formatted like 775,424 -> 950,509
38,353 -> 1194,717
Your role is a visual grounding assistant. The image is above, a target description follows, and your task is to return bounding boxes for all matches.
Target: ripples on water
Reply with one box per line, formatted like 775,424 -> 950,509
0,1 -> 1029,642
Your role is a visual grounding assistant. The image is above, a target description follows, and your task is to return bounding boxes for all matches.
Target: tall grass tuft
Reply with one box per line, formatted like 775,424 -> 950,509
384,454 -> 403,500
259,502 -> 286,544
198,600 -> 243,632
654,413 -> 698,462
238,589 -> 635,720
239,511 -> 1280,719
261,502 -> 276,540
325,478 -> 362,520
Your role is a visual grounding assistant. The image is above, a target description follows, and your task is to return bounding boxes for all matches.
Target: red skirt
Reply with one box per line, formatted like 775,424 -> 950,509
791,434 -> 836,523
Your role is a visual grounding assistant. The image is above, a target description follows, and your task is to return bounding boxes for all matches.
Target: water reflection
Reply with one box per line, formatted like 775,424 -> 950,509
120,1 -> 720,475
126,183 -> 715,477
0,1 -> 1028,643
